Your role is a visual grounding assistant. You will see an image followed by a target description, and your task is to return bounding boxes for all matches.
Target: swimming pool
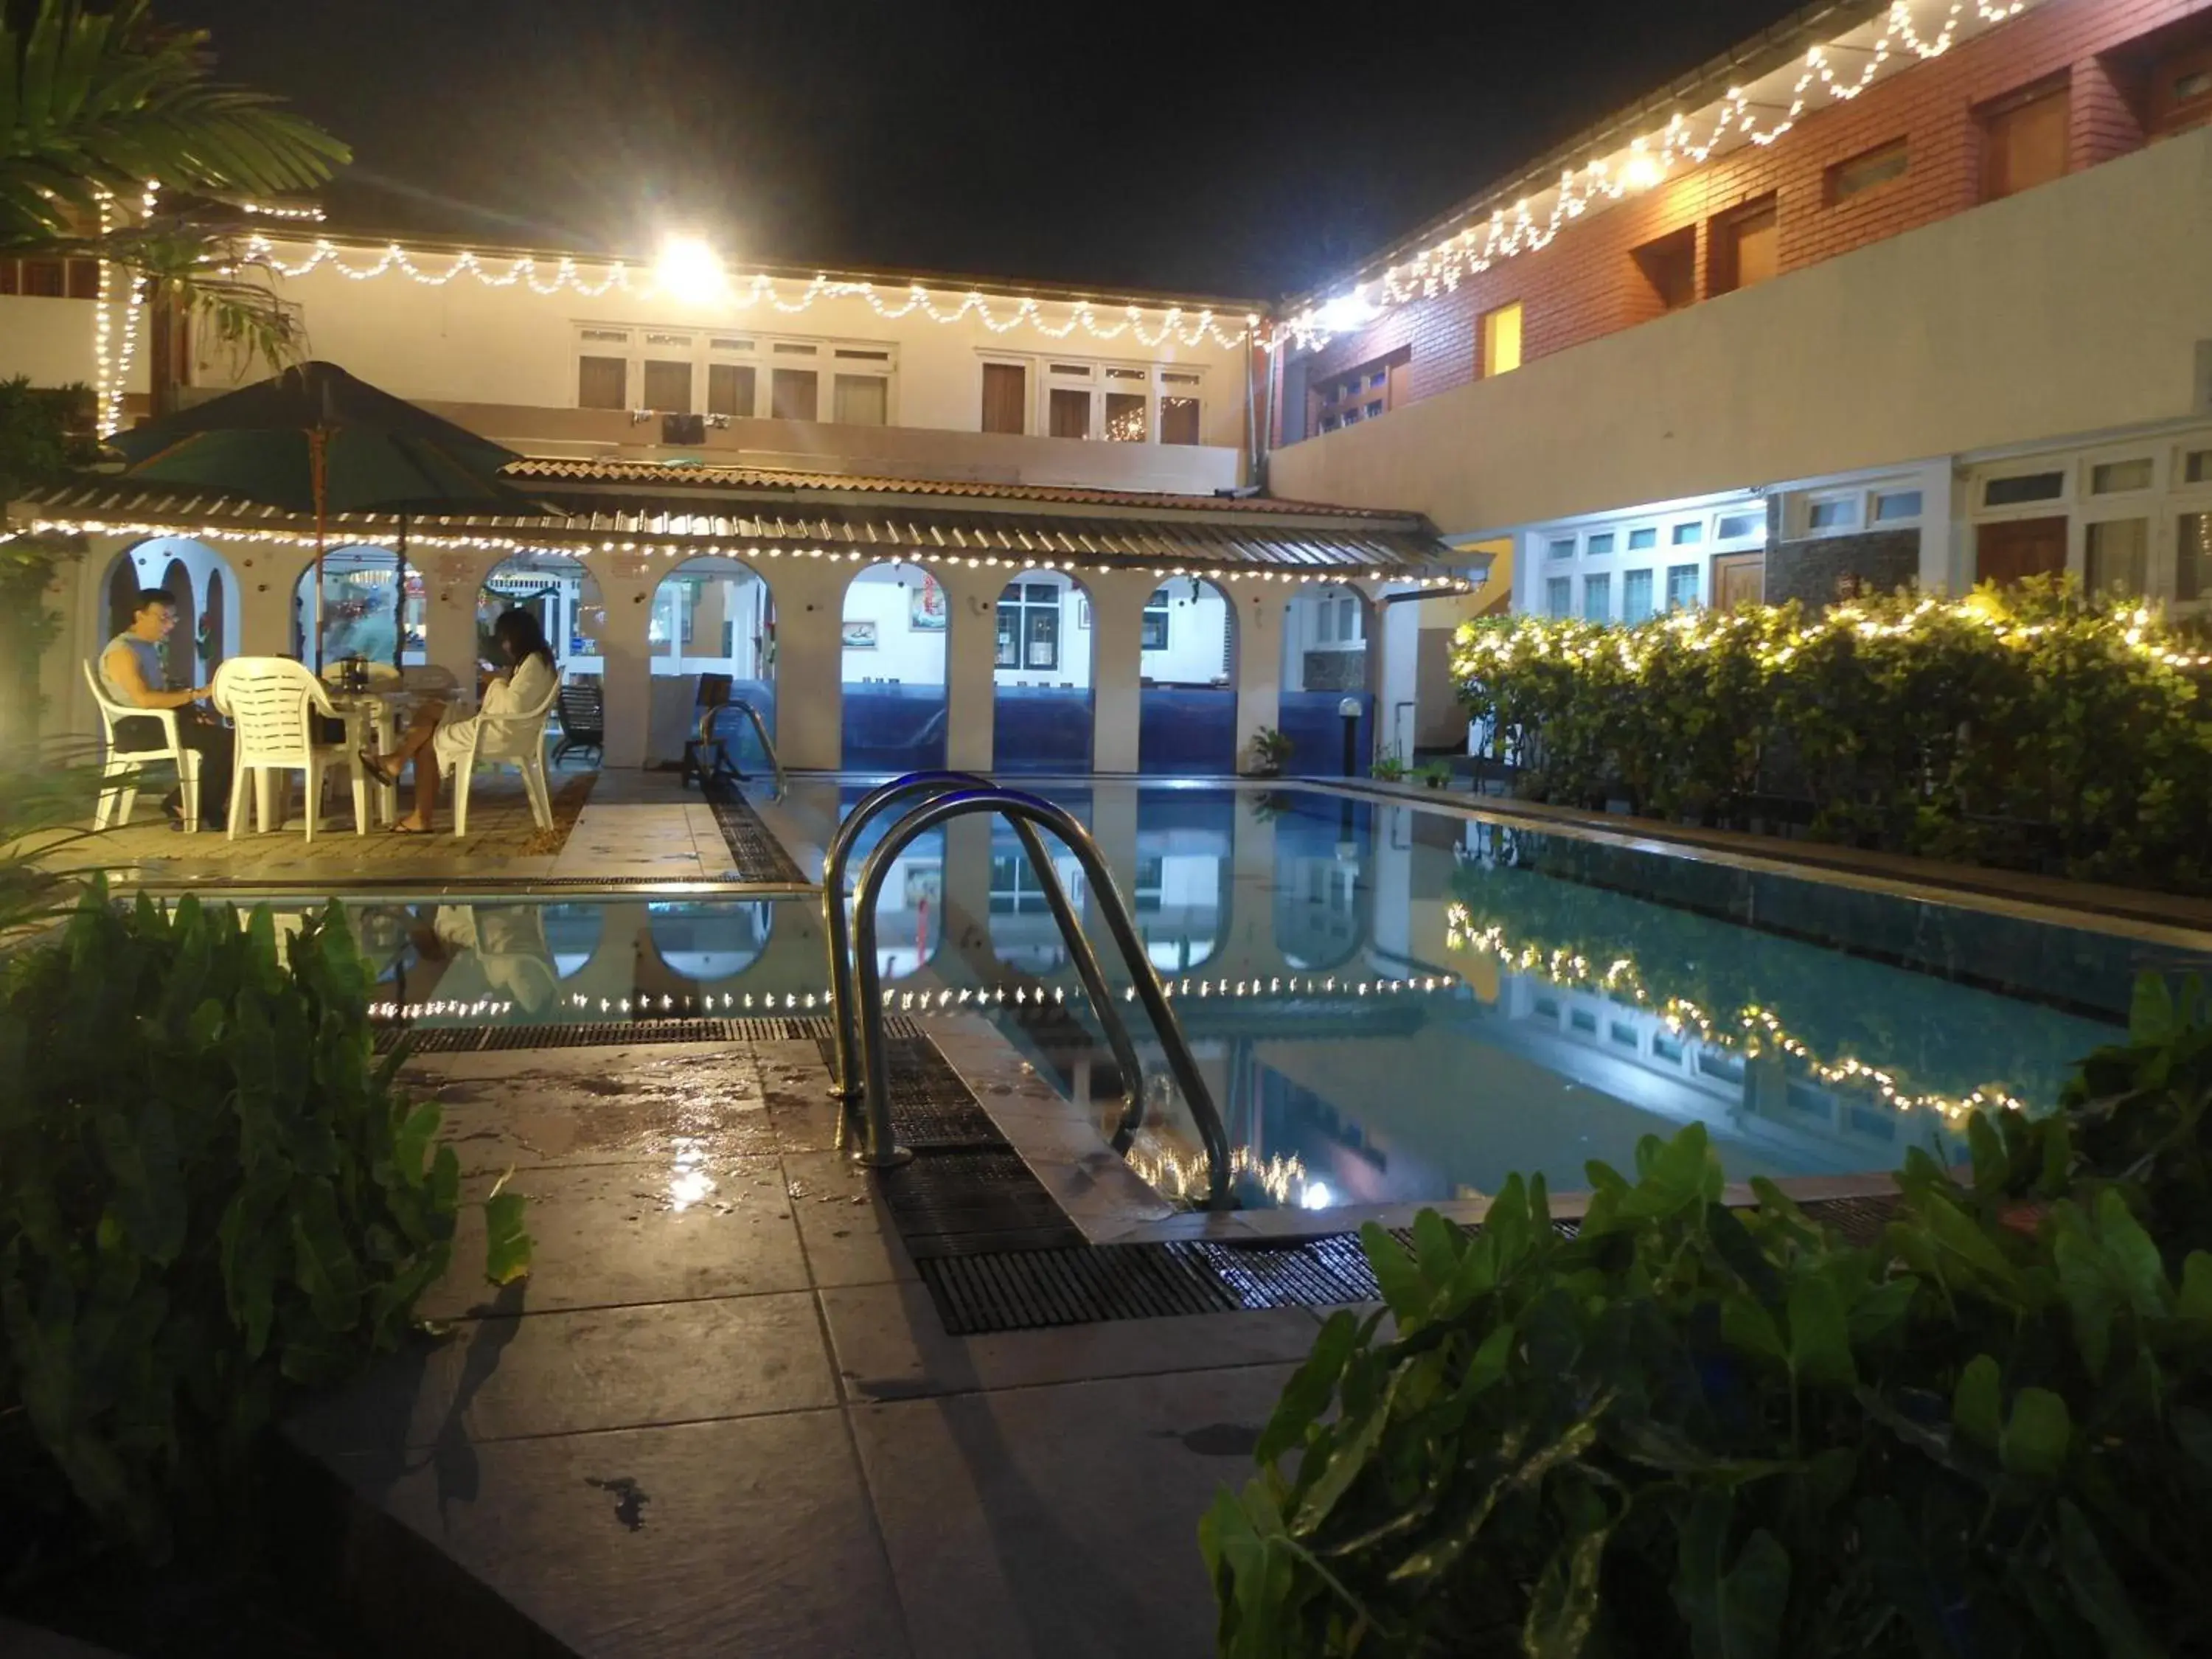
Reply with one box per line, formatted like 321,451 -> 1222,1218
320,780 -> 2202,1214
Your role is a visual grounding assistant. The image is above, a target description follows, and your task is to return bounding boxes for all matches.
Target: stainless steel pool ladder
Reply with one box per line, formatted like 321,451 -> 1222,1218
725,699 -> 787,799
821,773 -> 1233,1208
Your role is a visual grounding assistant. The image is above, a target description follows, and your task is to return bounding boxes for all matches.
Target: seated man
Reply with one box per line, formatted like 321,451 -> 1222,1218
100,588 -> 233,830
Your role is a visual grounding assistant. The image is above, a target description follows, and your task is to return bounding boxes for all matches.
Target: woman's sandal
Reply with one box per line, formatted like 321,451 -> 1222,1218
389,818 -> 431,834
358,749 -> 397,787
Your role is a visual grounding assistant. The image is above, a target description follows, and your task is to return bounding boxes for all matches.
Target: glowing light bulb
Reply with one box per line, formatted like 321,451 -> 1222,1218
653,234 -> 727,304
1621,150 -> 1666,190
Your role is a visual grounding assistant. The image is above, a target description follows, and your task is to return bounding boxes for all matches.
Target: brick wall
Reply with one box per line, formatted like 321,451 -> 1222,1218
1766,529 -> 1923,606
1275,0 -> 2212,449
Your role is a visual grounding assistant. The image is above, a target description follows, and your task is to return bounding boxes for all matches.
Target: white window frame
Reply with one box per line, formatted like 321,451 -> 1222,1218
1801,490 -> 1863,537
2079,511 -> 2156,602
572,321 -> 898,422
1038,352 -> 1207,445
1870,486 -> 1926,526
1970,460 -> 2073,523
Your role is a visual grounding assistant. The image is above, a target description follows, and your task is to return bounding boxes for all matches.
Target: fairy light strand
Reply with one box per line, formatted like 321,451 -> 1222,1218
1284,0 -> 2031,349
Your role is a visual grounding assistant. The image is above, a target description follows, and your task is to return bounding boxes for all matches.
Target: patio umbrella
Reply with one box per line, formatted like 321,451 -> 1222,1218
106,361 -> 557,667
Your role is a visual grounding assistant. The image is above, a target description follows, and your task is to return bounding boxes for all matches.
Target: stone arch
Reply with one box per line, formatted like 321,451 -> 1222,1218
650,554 -> 778,762
1138,574 -> 1238,775
99,536 -> 237,685
841,558 -> 950,771
478,552 -> 605,678
991,566 -> 1093,774
289,543 -> 422,667
201,567 -> 227,678
641,901 -> 776,983
1279,580 -> 1377,775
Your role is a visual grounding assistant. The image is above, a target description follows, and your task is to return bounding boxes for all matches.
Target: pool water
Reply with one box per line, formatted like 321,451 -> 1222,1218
327,782 -> 2202,1215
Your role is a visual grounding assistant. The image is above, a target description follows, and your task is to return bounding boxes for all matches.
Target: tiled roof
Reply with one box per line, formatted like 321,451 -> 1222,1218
18,476 -> 1474,579
498,457 -> 1418,523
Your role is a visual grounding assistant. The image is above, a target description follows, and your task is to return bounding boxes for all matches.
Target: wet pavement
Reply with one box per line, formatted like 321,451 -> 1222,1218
286,1032 -> 1321,1658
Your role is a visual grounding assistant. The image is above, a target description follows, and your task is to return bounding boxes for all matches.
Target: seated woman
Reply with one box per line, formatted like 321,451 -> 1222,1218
361,608 -> 557,832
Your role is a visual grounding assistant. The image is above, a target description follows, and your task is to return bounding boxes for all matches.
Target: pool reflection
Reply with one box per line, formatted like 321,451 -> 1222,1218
345,783 -> 2189,1211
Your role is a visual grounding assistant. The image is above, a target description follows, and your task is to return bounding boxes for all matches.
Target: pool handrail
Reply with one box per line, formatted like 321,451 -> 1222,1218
846,786 -> 1233,1208
724,698 -> 787,799
821,771 -> 1149,1150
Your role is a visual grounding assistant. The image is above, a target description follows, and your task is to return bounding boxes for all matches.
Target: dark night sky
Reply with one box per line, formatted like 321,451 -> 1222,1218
170,0 -> 1803,302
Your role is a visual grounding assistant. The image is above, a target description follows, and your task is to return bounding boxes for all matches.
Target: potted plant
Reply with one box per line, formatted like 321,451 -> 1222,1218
1417,759 -> 1454,790
1245,726 -> 1295,778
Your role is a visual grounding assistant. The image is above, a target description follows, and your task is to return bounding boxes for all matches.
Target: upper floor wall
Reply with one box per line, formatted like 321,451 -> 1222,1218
1273,0 -> 2212,452
215,243 -> 1258,488
1270,119 -> 2212,532
0,239 -> 1260,493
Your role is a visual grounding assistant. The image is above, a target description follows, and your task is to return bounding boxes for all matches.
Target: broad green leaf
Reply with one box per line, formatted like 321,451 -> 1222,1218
1999,1387 -> 2071,1480
1256,1310 -> 1357,1466
1952,1354 -> 2001,1450
2129,973 -> 2176,1045
1411,1207 -> 1462,1290
2180,1253 -> 2212,1327
481,1175 -> 532,1289
2055,1227 -> 2117,1378
1847,1276 -> 1919,1345
291,1176 -> 364,1330
1674,1491 -> 1790,1659
1524,1517 -> 1614,1659
1787,1275 -> 1855,1390
1360,1220 -> 1429,1323
1721,1293 -> 1784,1363
2054,1500 -> 2163,1659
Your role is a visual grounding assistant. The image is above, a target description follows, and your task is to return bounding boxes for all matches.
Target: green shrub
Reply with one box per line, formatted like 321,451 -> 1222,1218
1203,977 -> 2212,1658
0,887 -> 530,1558
1453,581 -> 2212,889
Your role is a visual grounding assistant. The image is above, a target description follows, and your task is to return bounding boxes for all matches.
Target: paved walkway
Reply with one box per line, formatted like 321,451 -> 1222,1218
288,1032 -> 1317,1658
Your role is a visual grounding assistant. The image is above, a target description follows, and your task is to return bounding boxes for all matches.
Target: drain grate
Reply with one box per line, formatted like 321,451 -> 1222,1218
703,781 -> 810,886
823,1029 -> 1006,1149
377,1015 -> 835,1055
879,1150 -> 1086,1257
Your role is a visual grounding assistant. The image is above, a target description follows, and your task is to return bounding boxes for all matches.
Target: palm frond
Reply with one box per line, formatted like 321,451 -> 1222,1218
0,0 -> 348,247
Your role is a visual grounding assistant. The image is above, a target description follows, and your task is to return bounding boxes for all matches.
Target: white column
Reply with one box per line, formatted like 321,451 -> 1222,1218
594,559 -> 655,769
1916,459 -> 1963,596
1233,583 -> 1285,768
1087,569 -> 1152,773
939,566 -> 1000,773
771,559 -> 846,771
1375,589 -> 1421,764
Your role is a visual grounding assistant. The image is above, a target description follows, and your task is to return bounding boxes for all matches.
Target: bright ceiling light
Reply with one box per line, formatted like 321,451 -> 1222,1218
1621,150 -> 1666,190
1312,293 -> 1377,335
654,234 -> 726,304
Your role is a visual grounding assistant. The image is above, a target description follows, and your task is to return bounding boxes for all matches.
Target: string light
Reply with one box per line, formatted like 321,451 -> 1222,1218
1284,0 -> 2032,348
230,234 -> 1259,350
21,515 -> 1478,592
1442,905 -> 2028,1124
91,181 -> 159,439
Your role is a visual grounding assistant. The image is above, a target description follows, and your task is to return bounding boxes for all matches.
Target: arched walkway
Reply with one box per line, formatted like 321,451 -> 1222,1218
837,783 -> 945,980
645,901 -> 774,981
202,568 -> 227,679
99,537 -> 237,685
1279,582 -> 1375,775
479,554 -> 603,678
1137,576 -> 1237,775
291,544 -> 425,668
841,560 -> 948,771
1272,793 -> 1373,970
1134,791 -> 1233,972
543,904 -> 603,978
992,567 -> 1092,773
650,556 -> 777,768
158,557 -> 195,680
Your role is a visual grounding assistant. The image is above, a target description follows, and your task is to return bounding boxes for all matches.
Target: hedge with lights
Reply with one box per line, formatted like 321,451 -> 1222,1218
1452,579 -> 2212,892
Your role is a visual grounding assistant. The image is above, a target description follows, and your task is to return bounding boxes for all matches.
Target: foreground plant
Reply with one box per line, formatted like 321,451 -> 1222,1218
0,888 -> 529,1558
1203,977 -> 2212,1657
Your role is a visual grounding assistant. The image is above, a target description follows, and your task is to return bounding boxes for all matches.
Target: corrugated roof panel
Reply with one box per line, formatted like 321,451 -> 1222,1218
13,478 -> 1472,579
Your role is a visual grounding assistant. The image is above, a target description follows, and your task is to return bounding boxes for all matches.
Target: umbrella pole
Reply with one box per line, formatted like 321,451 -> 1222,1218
395,513 -> 409,671
311,428 -> 329,672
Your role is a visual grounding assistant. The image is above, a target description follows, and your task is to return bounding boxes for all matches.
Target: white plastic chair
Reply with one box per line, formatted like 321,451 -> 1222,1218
83,661 -> 202,830
442,675 -> 560,837
211,658 -> 370,843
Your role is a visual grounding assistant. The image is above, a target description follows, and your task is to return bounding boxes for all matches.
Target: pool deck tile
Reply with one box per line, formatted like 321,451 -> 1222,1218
290,1026 -> 1296,1658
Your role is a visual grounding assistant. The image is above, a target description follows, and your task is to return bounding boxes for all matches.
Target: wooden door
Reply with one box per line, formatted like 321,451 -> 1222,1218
1975,517 -> 2068,586
1713,552 -> 1765,612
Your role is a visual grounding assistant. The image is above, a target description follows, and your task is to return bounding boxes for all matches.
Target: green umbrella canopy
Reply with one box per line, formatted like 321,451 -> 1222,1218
105,360 -> 552,517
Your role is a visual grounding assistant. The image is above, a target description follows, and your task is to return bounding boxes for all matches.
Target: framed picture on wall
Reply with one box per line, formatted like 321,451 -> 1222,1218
909,576 -> 948,632
842,619 -> 878,649
1077,597 -> 1091,629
